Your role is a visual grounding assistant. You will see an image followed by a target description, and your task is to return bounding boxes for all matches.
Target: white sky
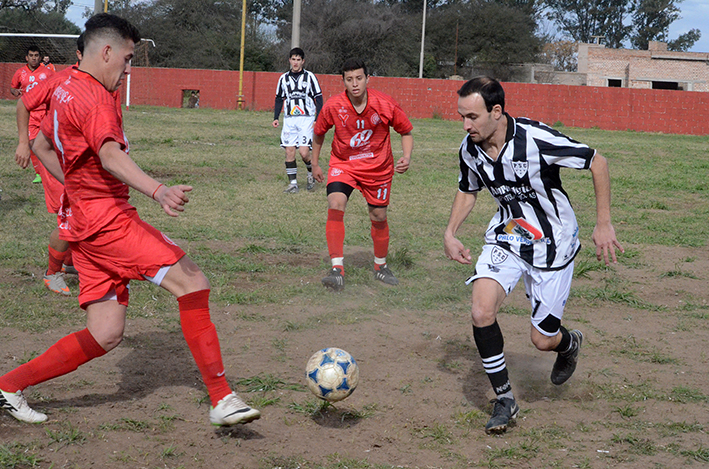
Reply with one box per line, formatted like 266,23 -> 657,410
65,0 -> 709,53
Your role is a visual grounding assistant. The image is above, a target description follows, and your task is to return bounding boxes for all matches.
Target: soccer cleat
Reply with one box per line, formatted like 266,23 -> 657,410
32,173 -> 42,184
0,389 -> 48,423
322,267 -> 345,291
374,264 -> 399,285
283,183 -> 299,194
43,271 -> 70,296
551,329 -> 583,385
209,392 -> 261,426
306,175 -> 316,192
485,397 -> 519,435
61,264 -> 79,275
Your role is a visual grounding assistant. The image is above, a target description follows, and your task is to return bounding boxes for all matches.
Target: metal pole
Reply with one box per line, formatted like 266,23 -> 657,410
238,0 -> 247,109
94,0 -> 102,14
291,0 -> 302,48
104,0 -> 108,12
418,0 -> 426,78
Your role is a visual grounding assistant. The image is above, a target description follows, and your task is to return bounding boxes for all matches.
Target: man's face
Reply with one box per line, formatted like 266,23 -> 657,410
26,50 -> 40,69
43,56 -> 50,64
457,93 -> 501,144
105,37 -> 135,92
343,68 -> 368,100
289,55 -> 304,72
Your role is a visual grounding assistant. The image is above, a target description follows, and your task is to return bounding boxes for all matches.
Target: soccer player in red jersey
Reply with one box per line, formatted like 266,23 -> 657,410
312,58 -> 413,291
11,45 -> 53,185
0,14 -> 260,428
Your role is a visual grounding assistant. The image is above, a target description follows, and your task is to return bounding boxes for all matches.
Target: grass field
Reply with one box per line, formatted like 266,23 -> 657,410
0,100 -> 708,468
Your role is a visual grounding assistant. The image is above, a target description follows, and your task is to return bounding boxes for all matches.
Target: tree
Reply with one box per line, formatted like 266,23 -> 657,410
0,0 -> 79,34
629,0 -> 698,50
108,0 -> 279,70
543,0 -> 633,47
539,40 -> 577,71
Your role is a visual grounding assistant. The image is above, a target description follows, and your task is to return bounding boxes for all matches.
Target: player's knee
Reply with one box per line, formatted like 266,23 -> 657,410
470,305 -> 496,328
530,319 -> 561,351
94,329 -> 124,352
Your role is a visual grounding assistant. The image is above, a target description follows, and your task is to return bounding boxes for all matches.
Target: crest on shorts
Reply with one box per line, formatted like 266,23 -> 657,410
512,161 -> 528,178
491,246 -> 508,264
330,168 -> 343,177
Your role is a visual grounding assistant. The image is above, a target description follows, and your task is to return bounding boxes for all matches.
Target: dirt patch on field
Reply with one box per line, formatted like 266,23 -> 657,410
1,245 -> 708,468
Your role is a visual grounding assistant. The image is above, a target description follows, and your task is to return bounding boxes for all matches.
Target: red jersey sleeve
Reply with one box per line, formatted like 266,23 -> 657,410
83,103 -> 126,155
314,101 -> 335,136
21,76 -> 54,111
11,68 -> 22,90
390,101 -> 413,135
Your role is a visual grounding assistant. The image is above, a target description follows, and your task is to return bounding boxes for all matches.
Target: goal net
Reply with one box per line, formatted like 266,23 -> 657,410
0,33 -> 81,66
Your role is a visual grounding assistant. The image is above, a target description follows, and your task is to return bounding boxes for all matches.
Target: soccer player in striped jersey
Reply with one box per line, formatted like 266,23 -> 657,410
0,14 -> 260,428
272,48 -> 323,193
444,76 -> 623,434
312,58 -> 413,291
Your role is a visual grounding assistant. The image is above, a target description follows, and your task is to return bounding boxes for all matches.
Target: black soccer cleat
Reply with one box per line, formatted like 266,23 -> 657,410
551,329 -> 583,385
485,397 -> 520,434
322,267 -> 345,291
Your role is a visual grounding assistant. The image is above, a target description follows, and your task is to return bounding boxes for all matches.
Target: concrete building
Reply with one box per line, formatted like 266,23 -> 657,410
579,41 -> 709,92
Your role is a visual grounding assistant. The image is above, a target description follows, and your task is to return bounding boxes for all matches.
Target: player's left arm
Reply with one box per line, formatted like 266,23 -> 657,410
394,131 -> 413,174
98,141 -> 192,217
589,152 -> 624,265
32,131 -> 64,183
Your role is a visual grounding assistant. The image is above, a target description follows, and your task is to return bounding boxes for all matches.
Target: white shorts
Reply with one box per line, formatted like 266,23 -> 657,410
468,245 -> 574,337
281,116 -> 314,148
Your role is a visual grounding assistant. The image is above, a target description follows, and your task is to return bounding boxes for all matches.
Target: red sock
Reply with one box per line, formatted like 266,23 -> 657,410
177,289 -> 231,406
371,219 -> 389,262
326,209 -> 345,260
47,245 -> 65,275
63,249 -> 73,267
0,329 -> 106,392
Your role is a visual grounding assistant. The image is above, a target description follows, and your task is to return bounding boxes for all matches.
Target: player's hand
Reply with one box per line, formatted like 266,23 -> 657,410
15,143 -> 31,169
155,184 -> 192,217
313,164 -> 325,183
394,156 -> 410,174
592,222 -> 624,266
272,119 -> 279,128
444,235 -> 472,265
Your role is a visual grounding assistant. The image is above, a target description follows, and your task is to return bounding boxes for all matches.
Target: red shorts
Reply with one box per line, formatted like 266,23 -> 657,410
70,209 -> 185,309
327,166 -> 392,206
30,150 -> 64,213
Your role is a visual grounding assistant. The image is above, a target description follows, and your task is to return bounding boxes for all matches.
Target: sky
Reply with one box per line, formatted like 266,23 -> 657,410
65,0 -> 709,53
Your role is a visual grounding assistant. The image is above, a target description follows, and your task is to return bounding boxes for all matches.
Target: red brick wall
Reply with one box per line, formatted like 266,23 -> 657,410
2,63 -> 707,135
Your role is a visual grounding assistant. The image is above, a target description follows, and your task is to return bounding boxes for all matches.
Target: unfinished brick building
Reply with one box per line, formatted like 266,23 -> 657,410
579,41 -> 709,92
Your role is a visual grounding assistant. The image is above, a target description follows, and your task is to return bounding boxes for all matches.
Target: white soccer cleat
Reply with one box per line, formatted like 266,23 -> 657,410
0,389 -> 48,423
209,392 -> 261,426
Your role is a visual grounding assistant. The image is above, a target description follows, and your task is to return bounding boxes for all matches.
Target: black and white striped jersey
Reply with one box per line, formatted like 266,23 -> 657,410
274,69 -> 322,118
458,114 -> 596,270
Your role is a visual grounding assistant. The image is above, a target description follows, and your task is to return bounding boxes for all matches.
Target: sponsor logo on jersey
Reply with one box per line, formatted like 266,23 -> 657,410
370,113 -> 381,125
39,73 -> 47,80
512,161 -> 528,178
349,152 -> 374,161
290,105 -> 305,116
505,218 -> 543,241
337,107 -> 349,126
349,129 -> 373,148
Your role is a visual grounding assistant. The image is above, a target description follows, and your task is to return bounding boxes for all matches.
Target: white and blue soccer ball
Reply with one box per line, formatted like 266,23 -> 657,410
305,347 -> 359,402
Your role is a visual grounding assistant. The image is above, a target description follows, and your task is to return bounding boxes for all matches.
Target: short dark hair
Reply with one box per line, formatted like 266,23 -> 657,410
26,45 -> 39,55
457,76 -> 505,113
341,58 -> 367,78
84,13 -> 141,48
77,33 -> 84,55
289,47 -> 304,59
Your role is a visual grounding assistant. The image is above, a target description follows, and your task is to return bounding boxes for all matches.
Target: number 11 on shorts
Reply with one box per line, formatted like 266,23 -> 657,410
377,187 -> 388,200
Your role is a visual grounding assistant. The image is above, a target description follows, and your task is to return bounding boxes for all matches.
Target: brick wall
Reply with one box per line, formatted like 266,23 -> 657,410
2,63 -> 708,135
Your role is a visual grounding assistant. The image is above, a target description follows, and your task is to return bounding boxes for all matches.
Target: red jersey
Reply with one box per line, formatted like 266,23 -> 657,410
12,64 -> 54,139
40,69 -> 130,242
314,88 -> 413,178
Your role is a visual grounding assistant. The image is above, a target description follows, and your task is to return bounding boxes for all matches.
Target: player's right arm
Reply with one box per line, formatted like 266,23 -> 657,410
15,100 -> 32,168
311,133 -> 326,183
98,141 -> 192,217
32,131 -> 64,183
444,190 -> 478,265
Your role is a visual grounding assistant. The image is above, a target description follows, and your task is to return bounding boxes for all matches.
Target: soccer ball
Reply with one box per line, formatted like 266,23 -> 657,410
305,347 -> 360,402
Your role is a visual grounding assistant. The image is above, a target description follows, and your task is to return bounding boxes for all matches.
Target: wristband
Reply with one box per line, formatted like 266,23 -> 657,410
151,183 -> 164,200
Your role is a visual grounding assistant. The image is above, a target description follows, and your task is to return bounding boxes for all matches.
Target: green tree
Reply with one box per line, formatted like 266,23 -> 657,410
543,0 -> 633,47
630,0 -> 699,50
